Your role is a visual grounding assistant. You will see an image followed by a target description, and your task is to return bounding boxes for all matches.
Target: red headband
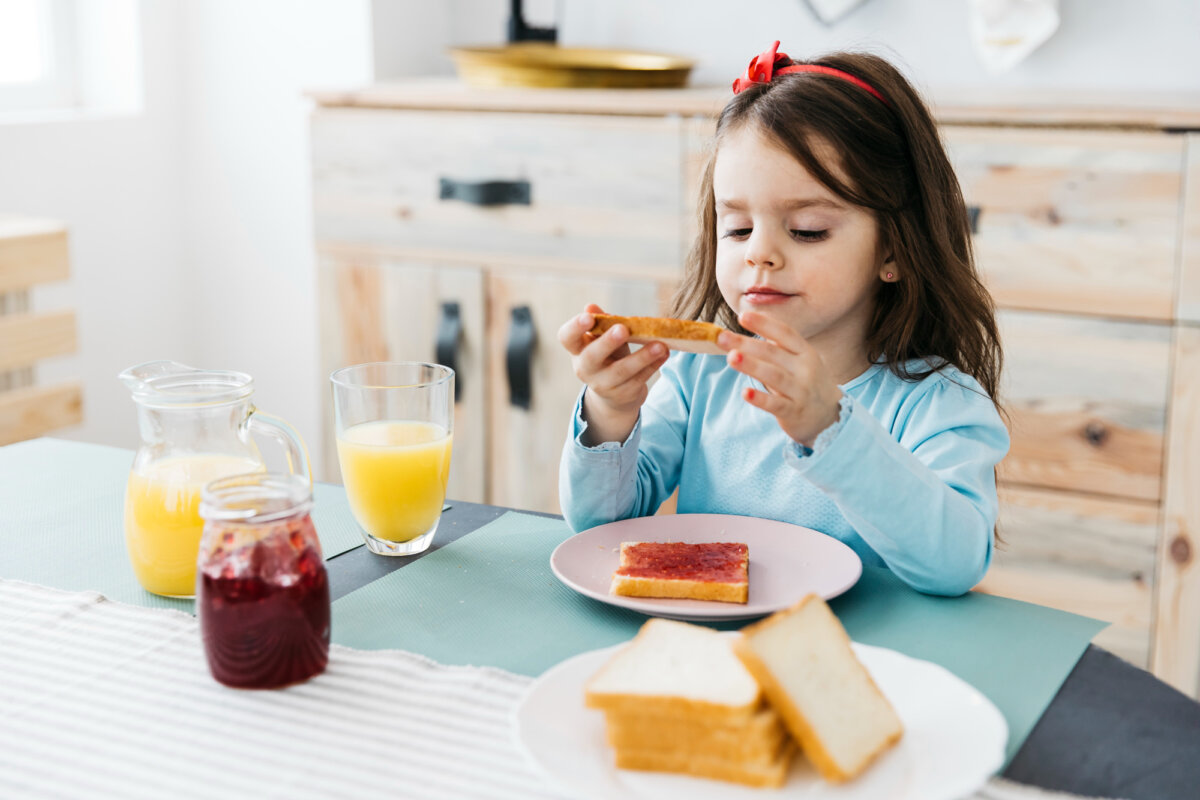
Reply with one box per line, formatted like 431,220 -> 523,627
731,41 -> 888,105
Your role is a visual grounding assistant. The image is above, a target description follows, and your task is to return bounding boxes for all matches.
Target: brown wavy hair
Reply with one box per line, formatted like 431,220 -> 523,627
671,51 -> 1002,405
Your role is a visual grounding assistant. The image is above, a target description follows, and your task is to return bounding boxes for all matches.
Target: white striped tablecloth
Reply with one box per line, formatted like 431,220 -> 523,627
0,580 -> 1116,800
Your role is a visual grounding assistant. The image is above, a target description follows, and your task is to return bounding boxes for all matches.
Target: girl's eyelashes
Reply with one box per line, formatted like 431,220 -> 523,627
718,227 -> 830,242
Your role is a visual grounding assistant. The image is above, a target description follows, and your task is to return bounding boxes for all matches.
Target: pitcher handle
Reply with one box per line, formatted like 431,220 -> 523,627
247,410 -> 313,487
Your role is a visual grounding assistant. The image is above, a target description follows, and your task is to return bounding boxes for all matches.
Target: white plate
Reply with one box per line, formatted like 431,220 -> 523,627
550,514 -> 863,621
514,640 -> 1007,800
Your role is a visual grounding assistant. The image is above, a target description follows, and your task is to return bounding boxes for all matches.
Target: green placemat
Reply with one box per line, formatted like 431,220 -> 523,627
332,510 -> 1106,765
0,438 -> 364,611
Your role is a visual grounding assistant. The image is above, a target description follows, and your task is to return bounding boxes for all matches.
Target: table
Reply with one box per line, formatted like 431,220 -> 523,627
331,500 -> 1200,800
3,438 -> 1199,799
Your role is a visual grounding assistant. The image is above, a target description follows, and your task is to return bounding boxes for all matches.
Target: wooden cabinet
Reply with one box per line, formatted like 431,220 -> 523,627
310,82 -> 1200,695
312,103 -> 684,515
941,123 -> 1197,684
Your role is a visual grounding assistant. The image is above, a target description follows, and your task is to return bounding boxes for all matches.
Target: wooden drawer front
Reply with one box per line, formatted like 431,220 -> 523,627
317,254 -> 487,504
486,271 -> 669,515
999,310 -> 1170,501
313,109 -> 684,271
945,127 -> 1184,321
978,486 -> 1160,667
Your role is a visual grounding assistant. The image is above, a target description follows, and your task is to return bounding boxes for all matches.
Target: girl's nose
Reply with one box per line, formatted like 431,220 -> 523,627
745,230 -> 783,270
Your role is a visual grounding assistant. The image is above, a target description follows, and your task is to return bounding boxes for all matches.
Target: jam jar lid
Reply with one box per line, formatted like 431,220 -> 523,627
200,472 -> 312,524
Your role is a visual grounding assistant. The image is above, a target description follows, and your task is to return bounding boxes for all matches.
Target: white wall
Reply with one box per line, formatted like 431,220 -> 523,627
179,1 -> 372,474
378,0 -> 1200,95
1,0 -> 372,472
556,0 -> 1200,94
0,0 -> 189,449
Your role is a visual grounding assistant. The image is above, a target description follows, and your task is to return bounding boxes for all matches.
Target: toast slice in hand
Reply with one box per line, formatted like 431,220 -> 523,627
589,314 -> 725,355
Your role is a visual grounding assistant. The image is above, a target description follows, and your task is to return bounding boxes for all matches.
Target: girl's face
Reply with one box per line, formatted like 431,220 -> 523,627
713,124 -> 888,358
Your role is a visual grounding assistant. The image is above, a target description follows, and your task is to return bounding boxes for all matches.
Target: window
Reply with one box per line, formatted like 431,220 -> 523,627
0,0 -> 78,113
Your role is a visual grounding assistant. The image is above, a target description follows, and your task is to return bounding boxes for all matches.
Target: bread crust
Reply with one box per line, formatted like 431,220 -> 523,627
611,574 -> 748,603
590,313 -> 725,355
605,708 -> 787,764
613,739 -> 796,789
733,595 -> 904,783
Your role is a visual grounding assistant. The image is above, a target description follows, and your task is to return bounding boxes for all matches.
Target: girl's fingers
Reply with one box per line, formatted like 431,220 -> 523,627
742,384 -> 785,415
737,310 -> 809,355
726,349 -> 795,399
558,304 -> 610,356
594,342 -> 668,390
717,329 -> 754,352
578,323 -> 635,375
627,354 -> 668,388
718,328 -> 798,377
559,310 -> 595,356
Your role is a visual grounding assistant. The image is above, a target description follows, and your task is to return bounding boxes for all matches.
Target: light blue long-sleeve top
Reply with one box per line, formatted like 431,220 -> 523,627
559,353 -> 1010,597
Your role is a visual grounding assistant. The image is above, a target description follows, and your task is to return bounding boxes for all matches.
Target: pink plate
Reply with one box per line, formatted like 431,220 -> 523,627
549,513 -> 862,621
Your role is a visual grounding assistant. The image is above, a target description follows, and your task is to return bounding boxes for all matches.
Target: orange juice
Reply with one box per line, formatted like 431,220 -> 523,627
336,420 -> 453,542
123,454 -> 263,596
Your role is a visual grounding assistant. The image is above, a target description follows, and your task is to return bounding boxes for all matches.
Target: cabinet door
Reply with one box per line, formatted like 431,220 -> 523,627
486,270 -> 674,515
317,252 -> 487,504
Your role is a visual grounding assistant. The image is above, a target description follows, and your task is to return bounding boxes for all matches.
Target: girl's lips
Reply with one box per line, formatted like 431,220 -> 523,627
743,290 -> 794,305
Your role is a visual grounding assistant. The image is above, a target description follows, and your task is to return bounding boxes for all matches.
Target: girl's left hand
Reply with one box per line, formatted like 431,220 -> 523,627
718,311 -> 844,448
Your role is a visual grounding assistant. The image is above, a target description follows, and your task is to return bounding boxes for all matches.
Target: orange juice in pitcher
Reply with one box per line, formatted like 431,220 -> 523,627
124,454 -> 263,596
119,361 -> 309,598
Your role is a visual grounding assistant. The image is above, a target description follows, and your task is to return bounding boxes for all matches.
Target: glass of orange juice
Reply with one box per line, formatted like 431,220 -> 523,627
331,362 -> 454,556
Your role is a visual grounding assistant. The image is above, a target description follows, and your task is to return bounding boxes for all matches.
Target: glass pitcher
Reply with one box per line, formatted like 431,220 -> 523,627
119,360 -> 310,598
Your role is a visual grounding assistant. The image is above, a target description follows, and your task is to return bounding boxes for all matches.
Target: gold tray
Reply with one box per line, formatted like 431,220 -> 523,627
449,44 -> 694,89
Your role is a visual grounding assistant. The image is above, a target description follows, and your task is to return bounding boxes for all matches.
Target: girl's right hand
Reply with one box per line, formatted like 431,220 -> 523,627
558,303 -> 670,445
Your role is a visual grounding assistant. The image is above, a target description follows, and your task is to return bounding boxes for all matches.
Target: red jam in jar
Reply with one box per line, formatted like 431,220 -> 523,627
197,473 -> 330,689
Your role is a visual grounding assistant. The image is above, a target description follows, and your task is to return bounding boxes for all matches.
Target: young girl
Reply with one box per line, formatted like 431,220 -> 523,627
556,42 -> 1009,597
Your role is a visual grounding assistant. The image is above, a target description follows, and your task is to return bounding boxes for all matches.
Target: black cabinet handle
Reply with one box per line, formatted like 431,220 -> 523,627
439,178 -> 531,207
967,205 -> 982,235
436,302 -> 463,403
506,306 -> 536,410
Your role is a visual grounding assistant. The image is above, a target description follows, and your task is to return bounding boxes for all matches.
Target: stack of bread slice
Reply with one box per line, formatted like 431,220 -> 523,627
584,618 -> 795,788
585,596 -> 904,788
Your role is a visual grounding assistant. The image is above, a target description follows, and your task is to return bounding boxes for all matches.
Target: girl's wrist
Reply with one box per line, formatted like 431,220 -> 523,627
797,389 -> 846,449
580,389 -> 640,446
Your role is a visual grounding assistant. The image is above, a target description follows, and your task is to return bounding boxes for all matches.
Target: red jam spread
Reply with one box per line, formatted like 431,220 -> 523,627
616,542 -> 748,583
198,515 -> 330,689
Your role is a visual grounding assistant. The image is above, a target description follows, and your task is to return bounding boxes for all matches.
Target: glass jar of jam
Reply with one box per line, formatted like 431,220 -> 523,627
197,473 -> 330,689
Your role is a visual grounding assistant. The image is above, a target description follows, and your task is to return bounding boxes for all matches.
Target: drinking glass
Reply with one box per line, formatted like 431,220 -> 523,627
330,362 -> 454,556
